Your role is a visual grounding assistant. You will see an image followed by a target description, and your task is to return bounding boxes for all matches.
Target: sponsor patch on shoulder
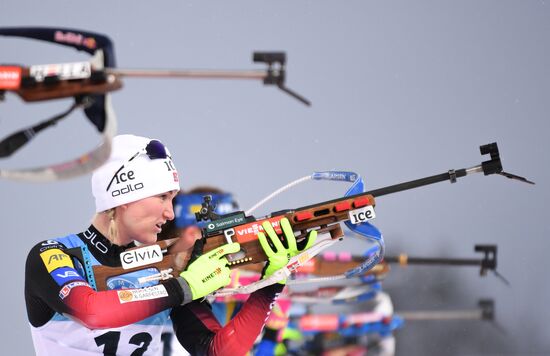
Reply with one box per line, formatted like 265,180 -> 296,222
117,285 -> 168,304
40,249 -> 74,273
51,267 -> 85,286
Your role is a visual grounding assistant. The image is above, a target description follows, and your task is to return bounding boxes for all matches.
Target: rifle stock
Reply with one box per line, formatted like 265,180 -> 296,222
74,193 -> 376,291
72,141 -> 531,291
3,66 -> 123,102
198,193 -> 375,266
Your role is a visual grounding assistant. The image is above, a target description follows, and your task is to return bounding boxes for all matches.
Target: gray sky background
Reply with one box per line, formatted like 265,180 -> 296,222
1,1 -> 548,355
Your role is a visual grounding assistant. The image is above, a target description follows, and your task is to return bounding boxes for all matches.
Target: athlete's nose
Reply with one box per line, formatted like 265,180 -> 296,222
164,200 -> 175,220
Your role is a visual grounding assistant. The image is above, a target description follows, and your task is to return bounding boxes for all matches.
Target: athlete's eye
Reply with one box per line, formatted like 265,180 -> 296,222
159,193 -> 169,201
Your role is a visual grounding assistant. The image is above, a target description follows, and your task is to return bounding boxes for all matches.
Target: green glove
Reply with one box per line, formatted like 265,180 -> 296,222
257,218 -> 317,284
179,242 -> 240,299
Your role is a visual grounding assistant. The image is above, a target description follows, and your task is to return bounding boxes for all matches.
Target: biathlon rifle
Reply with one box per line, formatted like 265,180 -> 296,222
288,244 -> 508,284
250,246 -> 501,305
0,27 -> 118,181
293,300 -> 493,354
0,27 -> 309,181
226,244 -> 502,290
293,299 -> 494,334
0,49 -> 308,105
69,142 -> 532,292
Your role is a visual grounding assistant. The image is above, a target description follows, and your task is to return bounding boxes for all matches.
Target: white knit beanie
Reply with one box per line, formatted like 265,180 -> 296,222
92,134 -> 180,212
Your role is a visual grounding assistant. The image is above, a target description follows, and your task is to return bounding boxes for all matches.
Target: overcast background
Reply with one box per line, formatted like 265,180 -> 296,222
1,1 -> 548,355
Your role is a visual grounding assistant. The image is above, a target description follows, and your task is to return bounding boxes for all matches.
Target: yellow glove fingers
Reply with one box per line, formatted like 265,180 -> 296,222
258,231 -> 275,256
262,220 -> 285,252
303,230 -> 317,251
180,244 -> 238,300
221,242 -> 241,255
205,242 -> 241,260
280,218 -> 297,252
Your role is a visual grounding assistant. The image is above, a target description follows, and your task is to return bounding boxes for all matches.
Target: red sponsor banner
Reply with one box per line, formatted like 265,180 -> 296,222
295,259 -> 316,274
233,217 -> 283,243
345,312 -> 383,326
299,314 -> 339,332
0,66 -> 21,89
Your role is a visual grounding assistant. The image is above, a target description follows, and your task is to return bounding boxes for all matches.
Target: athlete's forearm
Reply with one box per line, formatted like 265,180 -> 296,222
208,283 -> 284,355
62,278 -> 185,329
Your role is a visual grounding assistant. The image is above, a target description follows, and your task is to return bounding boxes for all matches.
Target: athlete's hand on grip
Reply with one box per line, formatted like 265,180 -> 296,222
258,217 -> 317,284
179,242 -> 240,299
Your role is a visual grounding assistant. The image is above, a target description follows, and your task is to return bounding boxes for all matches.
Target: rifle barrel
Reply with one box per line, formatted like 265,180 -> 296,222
398,309 -> 483,321
384,256 -> 482,267
106,68 -> 267,80
365,169 -> 468,198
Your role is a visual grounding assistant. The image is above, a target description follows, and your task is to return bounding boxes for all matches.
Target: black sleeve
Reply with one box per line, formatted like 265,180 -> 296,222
25,240 -> 76,327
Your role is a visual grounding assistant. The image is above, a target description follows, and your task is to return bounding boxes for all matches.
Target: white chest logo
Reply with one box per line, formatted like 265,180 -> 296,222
120,245 -> 163,270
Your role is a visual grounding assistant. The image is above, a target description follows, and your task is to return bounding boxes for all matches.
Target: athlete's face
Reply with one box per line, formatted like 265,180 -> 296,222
117,190 -> 178,245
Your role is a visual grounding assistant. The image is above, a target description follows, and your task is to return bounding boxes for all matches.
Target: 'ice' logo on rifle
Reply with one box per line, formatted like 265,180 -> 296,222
348,206 -> 376,224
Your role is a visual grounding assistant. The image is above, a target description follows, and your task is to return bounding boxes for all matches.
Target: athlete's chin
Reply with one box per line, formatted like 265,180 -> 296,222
137,234 -> 158,245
